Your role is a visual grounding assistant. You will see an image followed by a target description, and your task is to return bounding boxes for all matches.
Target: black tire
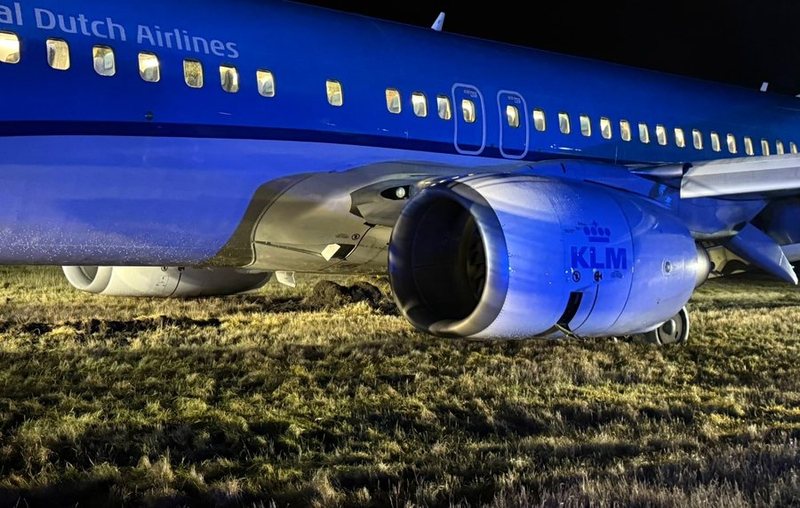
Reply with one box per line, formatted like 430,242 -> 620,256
642,306 -> 690,345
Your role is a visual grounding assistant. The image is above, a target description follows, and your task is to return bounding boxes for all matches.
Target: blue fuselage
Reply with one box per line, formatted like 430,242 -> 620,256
0,0 -> 797,267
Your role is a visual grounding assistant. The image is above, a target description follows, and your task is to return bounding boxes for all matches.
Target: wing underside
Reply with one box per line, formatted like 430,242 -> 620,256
680,154 -> 800,199
636,153 -> 800,283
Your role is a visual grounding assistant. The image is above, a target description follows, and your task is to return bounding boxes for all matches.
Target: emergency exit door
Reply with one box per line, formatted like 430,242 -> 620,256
452,84 -> 486,155
498,91 -> 529,159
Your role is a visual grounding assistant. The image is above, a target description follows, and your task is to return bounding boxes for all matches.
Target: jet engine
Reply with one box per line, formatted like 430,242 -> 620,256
62,266 -> 271,297
389,175 -> 709,339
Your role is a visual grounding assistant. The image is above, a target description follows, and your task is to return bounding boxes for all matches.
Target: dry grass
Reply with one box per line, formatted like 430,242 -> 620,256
0,267 -> 799,507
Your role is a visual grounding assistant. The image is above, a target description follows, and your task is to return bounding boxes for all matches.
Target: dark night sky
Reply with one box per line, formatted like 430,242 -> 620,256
297,0 -> 800,96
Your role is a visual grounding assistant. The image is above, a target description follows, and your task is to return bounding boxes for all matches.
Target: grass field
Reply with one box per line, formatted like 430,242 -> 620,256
0,267 -> 799,507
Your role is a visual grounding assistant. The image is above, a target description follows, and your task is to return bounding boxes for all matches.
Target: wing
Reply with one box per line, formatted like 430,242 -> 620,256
681,154 -> 800,199
636,153 -> 800,281
634,153 -> 800,199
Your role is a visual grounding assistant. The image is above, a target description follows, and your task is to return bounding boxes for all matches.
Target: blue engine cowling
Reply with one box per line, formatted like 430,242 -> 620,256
389,174 -> 707,339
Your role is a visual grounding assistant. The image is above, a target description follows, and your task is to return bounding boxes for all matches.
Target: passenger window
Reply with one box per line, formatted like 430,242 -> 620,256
744,137 -> 754,156
655,125 -> 667,145
761,139 -> 770,156
386,88 -> 401,114
138,52 -> 160,82
437,95 -> 451,120
726,134 -> 737,154
559,112 -> 570,134
0,31 -> 19,64
46,39 -> 69,70
776,140 -> 785,155
257,70 -> 275,97
92,46 -> 115,77
533,109 -> 546,131
638,123 -> 650,144
219,65 -> 239,93
412,92 -> 428,117
462,99 -> 477,123
600,117 -> 612,139
674,128 -> 685,148
580,115 -> 591,136
326,80 -> 343,106
692,129 -> 703,150
506,105 -> 520,128
183,59 -> 203,88
620,120 -> 631,141
791,142 -> 798,154
710,132 -> 721,152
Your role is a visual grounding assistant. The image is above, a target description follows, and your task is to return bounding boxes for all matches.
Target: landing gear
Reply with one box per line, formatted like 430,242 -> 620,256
640,306 -> 690,345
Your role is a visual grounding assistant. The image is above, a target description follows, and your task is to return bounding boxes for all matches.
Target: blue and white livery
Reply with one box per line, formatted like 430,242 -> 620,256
2,0 -> 800,343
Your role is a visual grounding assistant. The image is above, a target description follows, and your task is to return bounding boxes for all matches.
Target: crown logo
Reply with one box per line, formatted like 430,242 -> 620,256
582,221 -> 611,243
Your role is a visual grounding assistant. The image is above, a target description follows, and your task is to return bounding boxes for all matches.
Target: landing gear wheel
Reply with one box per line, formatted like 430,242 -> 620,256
642,306 -> 690,345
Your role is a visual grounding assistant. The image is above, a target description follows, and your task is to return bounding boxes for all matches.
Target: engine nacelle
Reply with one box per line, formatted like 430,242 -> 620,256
389,175 -> 707,339
62,266 -> 271,297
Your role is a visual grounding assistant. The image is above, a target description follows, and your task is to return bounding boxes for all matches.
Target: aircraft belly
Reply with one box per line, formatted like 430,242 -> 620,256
0,135 -> 516,266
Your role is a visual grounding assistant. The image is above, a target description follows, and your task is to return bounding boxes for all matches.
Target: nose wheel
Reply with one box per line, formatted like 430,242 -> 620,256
640,306 -> 690,345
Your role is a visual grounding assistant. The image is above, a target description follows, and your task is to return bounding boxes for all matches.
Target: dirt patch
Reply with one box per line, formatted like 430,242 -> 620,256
306,281 -> 398,314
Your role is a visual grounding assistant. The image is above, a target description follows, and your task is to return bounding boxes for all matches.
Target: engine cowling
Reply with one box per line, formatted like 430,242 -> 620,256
62,266 -> 271,297
389,174 -> 707,339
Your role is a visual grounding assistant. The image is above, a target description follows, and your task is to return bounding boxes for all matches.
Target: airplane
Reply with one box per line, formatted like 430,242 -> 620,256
1,0 -> 799,345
